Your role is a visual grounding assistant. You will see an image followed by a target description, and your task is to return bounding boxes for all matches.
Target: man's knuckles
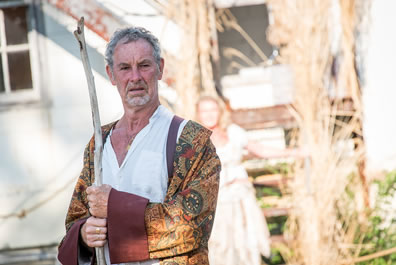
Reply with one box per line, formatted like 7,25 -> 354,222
88,207 -> 97,216
86,186 -> 96,194
87,184 -> 111,195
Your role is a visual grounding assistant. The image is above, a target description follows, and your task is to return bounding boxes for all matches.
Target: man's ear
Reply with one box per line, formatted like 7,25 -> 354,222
106,65 -> 116,85
158,58 -> 165,80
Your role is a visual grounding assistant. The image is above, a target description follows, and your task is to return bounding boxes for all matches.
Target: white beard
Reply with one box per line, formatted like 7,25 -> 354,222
126,94 -> 151,106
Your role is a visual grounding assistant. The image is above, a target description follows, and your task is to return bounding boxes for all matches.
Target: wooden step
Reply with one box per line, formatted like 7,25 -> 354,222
263,207 -> 289,218
270,235 -> 286,244
231,105 -> 296,130
253,174 -> 289,187
259,195 -> 291,208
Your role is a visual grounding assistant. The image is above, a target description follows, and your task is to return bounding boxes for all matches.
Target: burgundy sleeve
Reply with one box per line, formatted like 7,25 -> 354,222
58,218 -> 93,265
107,188 -> 150,264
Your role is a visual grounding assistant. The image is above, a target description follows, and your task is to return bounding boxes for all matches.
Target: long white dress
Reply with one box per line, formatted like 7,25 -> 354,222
208,124 -> 271,265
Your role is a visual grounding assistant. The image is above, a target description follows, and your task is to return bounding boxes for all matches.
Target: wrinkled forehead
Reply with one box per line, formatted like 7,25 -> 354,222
113,38 -> 155,61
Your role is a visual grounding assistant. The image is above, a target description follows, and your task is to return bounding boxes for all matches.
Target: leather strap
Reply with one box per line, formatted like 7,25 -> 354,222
166,115 -> 184,178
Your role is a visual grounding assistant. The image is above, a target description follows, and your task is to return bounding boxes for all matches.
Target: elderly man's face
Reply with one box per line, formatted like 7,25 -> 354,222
106,38 -> 164,108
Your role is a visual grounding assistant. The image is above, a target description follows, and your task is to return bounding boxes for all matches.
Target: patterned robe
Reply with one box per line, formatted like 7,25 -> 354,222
58,120 -> 221,265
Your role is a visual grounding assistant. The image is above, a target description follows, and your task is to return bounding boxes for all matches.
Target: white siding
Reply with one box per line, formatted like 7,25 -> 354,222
363,0 -> 396,174
0,2 -> 122,248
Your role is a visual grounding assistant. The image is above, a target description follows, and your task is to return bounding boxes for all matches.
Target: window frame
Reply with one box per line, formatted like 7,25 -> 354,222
0,0 -> 41,105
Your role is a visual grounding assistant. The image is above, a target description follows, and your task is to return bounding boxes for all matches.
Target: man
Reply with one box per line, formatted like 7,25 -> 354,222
58,26 -> 221,265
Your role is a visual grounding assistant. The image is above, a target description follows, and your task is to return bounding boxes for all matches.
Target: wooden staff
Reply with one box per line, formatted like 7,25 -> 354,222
74,17 -> 107,265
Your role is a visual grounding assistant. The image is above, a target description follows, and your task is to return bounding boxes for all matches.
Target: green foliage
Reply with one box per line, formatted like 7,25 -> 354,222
256,186 -> 282,197
357,171 -> 396,265
262,248 -> 285,265
261,216 -> 288,264
256,197 -> 273,209
248,161 -> 292,178
262,162 -> 291,175
267,216 -> 288,235
253,161 -> 291,264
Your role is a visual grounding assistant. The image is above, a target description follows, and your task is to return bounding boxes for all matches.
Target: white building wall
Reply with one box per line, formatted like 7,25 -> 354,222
0,2 -> 124,249
363,0 -> 396,175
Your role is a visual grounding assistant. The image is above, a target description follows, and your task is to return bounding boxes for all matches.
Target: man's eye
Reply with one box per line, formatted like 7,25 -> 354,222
141,64 -> 150,68
120,66 -> 130,70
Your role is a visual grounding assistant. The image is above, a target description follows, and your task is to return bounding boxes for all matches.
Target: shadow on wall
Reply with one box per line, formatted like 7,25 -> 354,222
0,107 -> 85,249
35,4 -> 108,80
0,5 -> 111,250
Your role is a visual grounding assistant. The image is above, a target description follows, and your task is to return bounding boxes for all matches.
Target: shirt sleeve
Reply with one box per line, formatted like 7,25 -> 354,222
106,189 -> 150,263
58,139 -> 94,265
58,218 -> 95,265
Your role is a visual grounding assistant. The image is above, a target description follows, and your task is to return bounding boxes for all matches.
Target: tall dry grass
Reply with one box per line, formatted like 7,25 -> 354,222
162,1 -> 272,118
163,0 -> 219,119
162,0 -> 371,262
266,0 -> 368,264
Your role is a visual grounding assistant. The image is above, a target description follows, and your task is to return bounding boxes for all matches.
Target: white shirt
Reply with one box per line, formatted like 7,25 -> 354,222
102,105 -> 187,265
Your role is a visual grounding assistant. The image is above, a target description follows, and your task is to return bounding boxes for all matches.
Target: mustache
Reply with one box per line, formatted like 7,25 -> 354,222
126,81 -> 148,91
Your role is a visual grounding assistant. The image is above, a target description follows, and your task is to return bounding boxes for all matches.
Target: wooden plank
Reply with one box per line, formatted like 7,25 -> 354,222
259,195 -> 291,208
231,98 -> 355,130
270,235 -> 286,244
263,207 -> 289,218
253,174 -> 289,187
0,244 -> 58,265
231,104 -> 296,130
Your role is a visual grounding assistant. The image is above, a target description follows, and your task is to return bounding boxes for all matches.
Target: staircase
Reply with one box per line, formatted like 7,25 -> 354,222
248,164 -> 292,265
232,105 -> 295,265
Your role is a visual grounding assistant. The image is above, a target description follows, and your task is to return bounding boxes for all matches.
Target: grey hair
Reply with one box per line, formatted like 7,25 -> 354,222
105,27 -> 161,70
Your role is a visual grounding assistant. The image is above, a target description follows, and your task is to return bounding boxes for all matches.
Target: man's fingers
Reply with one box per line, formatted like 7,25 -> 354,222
86,191 -> 97,202
87,226 -> 107,235
86,216 -> 107,227
86,185 -> 110,218
88,201 -> 95,210
86,186 -> 95,195
96,218 -> 107,227
88,207 -> 104,219
86,184 -> 111,195
81,217 -> 107,248
90,240 -> 107,247
88,233 -> 107,241
86,234 -> 107,247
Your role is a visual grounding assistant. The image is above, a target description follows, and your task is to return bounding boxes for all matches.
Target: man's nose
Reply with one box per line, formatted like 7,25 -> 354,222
129,67 -> 142,82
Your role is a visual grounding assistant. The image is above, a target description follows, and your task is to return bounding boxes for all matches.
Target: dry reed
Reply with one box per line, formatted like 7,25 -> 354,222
162,1 -> 272,118
163,0 -> 372,263
266,0 -> 368,264
163,0 -> 219,119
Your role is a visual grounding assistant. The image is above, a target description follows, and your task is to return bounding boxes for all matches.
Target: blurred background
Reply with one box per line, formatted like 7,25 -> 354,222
0,0 -> 395,264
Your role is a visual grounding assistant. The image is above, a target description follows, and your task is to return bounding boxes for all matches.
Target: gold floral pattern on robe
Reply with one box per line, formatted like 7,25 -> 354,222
61,120 -> 221,265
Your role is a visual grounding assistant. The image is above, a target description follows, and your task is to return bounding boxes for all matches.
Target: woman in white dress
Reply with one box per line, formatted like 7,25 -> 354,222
196,96 -> 300,265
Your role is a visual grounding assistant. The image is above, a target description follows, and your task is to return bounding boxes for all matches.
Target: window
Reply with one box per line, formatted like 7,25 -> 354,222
0,1 -> 40,104
217,4 -> 272,77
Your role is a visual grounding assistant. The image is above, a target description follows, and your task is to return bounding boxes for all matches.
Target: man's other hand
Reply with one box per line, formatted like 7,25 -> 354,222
86,184 -> 112,218
81,216 -> 108,247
